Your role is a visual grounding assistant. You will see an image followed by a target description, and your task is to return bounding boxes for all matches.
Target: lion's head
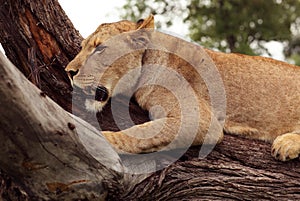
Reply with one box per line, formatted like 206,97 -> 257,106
65,15 -> 154,111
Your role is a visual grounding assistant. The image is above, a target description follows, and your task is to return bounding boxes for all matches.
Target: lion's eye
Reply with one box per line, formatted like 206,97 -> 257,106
94,45 -> 107,54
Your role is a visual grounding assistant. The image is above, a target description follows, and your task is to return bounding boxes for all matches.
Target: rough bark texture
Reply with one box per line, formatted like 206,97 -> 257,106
0,0 -> 299,200
0,0 -> 81,111
0,52 -> 125,200
119,135 -> 300,200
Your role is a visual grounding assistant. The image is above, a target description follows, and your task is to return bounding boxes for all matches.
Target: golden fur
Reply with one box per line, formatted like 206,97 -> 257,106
65,15 -> 300,161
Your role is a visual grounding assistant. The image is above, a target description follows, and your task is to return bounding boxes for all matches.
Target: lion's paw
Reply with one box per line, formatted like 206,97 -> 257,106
271,133 -> 300,161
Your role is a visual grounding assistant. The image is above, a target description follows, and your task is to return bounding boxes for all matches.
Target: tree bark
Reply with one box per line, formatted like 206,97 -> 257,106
0,0 -> 81,111
120,135 -> 300,200
0,0 -> 300,200
0,52 -> 125,200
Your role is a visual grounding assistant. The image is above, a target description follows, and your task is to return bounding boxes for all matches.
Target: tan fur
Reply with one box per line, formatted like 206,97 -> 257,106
66,15 -> 300,161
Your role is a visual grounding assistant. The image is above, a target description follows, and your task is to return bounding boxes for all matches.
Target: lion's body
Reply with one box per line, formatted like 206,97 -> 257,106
66,15 -> 300,161
208,50 -> 300,140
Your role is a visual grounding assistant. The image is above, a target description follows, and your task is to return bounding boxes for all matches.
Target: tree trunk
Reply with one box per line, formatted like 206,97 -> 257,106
0,0 -> 299,200
0,0 -> 81,111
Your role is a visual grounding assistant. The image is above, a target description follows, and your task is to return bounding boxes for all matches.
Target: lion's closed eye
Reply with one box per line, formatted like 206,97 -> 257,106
93,45 -> 107,54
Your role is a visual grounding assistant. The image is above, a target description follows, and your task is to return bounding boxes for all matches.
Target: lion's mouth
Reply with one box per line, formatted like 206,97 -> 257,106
94,86 -> 109,102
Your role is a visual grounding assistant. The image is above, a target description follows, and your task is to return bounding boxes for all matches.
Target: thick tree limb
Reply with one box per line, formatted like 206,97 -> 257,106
120,135 -> 300,200
0,0 -> 81,111
0,52 -> 124,200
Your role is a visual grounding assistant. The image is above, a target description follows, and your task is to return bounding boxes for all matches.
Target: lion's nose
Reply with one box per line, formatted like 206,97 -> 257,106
68,69 -> 79,80
95,85 -> 109,102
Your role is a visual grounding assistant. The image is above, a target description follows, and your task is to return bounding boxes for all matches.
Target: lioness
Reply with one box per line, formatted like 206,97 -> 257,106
66,15 -> 300,161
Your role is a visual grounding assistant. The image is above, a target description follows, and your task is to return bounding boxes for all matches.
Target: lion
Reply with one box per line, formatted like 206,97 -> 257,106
65,15 -> 300,161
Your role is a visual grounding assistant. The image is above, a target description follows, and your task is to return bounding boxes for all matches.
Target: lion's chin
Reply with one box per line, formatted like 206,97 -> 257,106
85,99 -> 105,113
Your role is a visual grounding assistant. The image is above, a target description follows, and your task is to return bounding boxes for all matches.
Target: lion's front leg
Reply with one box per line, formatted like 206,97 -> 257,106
102,104 -> 224,154
102,118 -> 182,154
101,80 -> 224,154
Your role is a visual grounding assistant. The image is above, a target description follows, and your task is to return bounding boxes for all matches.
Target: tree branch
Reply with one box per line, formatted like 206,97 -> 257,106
0,52 -> 123,200
120,134 -> 300,200
0,0 -> 82,111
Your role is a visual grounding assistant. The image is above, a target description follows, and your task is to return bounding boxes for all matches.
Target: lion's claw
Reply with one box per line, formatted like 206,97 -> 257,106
271,133 -> 300,161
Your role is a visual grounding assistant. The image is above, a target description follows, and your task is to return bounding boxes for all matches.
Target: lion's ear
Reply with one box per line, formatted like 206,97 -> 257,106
136,14 -> 155,29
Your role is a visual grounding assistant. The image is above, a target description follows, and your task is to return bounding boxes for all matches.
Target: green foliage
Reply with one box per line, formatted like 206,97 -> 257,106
121,0 -> 300,56
290,54 -> 300,66
121,0 -> 188,28
187,0 -> 300,55
285,35 -> 300,65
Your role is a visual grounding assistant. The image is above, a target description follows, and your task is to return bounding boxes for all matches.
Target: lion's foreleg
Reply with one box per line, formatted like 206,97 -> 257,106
102,117 -> 183,153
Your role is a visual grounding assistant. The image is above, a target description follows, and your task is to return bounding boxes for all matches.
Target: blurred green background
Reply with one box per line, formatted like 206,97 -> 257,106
121,0 -> 300,65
